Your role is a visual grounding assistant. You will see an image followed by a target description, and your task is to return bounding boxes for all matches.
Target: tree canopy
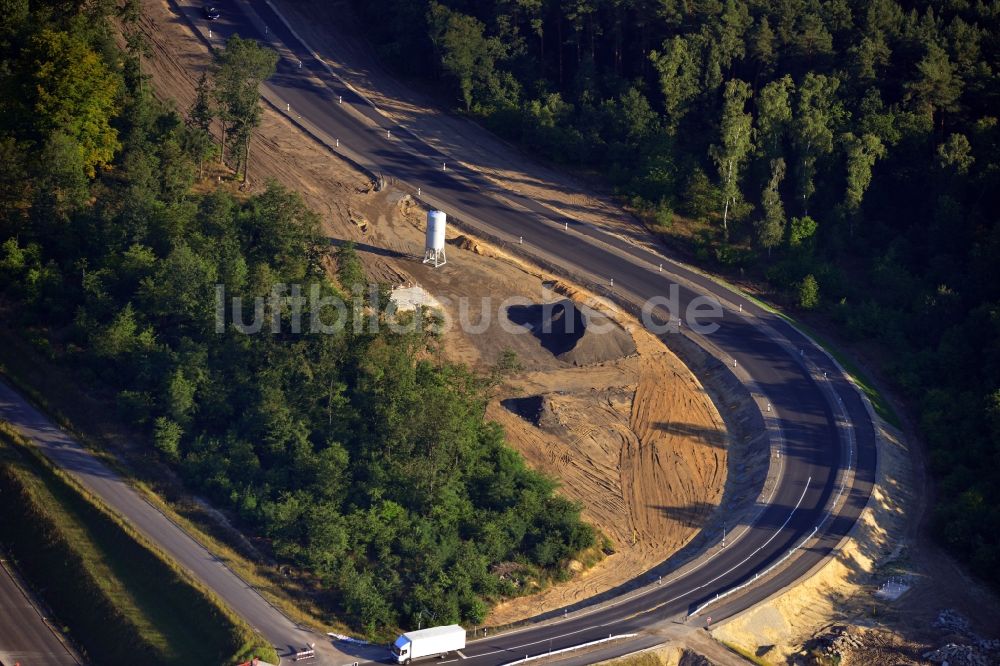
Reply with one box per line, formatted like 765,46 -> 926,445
349,0 -> 1000,592
0,0 -> 593,635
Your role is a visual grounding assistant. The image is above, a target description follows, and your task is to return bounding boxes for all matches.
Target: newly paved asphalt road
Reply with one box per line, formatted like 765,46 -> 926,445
0,557 -> 81,666
0,2 -> 878,663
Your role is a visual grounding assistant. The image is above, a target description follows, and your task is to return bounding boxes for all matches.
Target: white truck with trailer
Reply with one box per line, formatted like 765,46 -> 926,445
390,625 -> 466,664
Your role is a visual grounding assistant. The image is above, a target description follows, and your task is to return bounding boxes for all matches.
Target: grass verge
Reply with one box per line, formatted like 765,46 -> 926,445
772,314 -> 901,428
0,422 -> 277,665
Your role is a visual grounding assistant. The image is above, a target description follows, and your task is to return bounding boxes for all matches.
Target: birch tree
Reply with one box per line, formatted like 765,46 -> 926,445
709,79 -> 754,242
792,72 -> 844,214
757,157 -> 786,253
843,132 -> 885,235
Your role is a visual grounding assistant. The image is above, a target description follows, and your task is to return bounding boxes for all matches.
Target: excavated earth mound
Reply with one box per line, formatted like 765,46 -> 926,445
504,299 -> 636,365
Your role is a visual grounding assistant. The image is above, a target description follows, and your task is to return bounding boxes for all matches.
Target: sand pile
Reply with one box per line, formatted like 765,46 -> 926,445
133,0 -> 731,631
504,299 -> 636,365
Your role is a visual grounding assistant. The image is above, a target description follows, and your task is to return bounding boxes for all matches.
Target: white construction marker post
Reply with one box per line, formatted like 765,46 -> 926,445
298,60 -> 302,69
659,263 -> 662,272
739,303 -> 743,313
610,278 -> 614,288
286,103 -> 290,112
335,139 -> 339,147
417,187 -> 421,196
564,222 -> 568,230
442,162 -> 447,171
518,236 -> 523,244
387,129 -> 391,138
338,95 -> 342,104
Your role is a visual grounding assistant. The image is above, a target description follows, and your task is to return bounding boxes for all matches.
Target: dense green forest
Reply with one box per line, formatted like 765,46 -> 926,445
350,0 -> 1000,589
0,0 -> 593,634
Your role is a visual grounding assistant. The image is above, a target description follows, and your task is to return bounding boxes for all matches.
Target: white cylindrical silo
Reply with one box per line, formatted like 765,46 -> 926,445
427,210 -> 447,250
422,210 -> 448,267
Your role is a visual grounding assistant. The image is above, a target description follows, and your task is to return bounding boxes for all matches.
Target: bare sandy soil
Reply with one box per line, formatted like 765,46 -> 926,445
372,196 -> 729,624
138,0 -> 730,625
141,0 -> 1000,651
247,7 -> 1000,650
270,0 -> 660,250
712,418 -> 1000,665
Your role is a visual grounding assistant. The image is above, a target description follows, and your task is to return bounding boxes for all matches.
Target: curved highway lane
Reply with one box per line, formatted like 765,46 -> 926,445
177,0 -> 878,657
221,0 -> 878,649
0,2 -> 878,663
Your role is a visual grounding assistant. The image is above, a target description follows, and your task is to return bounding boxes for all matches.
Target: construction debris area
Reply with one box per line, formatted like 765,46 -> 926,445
138,0 -> 733,624
139,0 -> 1000,657
372,193 -> 733,624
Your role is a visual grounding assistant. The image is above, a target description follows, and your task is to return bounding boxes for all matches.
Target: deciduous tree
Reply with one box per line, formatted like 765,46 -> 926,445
757,157 -> 786,254
214,36 -> 277,183
27,28 -> 122,177
709,79 -> 754,242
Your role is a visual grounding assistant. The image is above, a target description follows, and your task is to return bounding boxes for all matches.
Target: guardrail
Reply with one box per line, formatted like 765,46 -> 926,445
499,633 -> 638,666
689,526 -> 819,618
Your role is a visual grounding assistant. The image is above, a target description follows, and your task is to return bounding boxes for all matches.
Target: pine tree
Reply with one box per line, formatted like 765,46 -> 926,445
214,36 -> 278,184
189,72 -> 214,132
906,42 -> 962,130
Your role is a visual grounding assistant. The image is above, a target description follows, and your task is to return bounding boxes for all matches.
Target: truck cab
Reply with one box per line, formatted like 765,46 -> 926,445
390,636 -> 411,664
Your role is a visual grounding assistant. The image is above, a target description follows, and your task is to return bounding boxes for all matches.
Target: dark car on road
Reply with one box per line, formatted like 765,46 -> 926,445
203,4 -> 220,20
